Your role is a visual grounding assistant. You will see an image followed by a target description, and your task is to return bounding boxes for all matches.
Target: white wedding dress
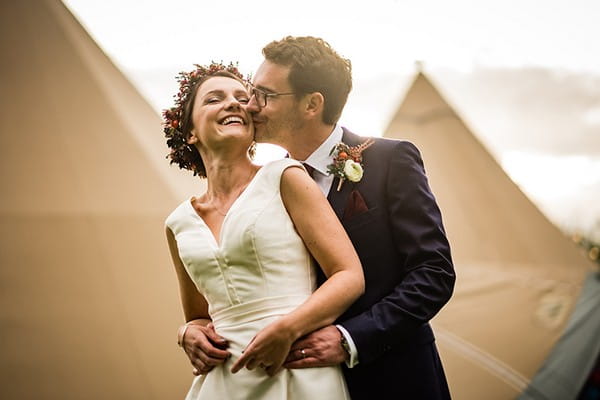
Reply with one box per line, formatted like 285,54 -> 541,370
165,159 -> 350,400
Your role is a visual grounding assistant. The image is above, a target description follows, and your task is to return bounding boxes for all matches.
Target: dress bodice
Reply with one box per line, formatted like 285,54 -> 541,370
166,159 -> 350,400
165,159 -> 316,319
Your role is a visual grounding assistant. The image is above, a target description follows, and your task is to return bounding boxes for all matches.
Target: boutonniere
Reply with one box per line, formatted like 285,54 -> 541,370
327,138 -> 375,191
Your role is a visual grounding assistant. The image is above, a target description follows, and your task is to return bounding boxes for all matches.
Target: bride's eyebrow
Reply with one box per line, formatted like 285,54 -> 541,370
202,90 -> 225,97
202,89 -> 248,97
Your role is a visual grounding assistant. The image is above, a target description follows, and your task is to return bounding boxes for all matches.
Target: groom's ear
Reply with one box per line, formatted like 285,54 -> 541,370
303,92 -> 325,119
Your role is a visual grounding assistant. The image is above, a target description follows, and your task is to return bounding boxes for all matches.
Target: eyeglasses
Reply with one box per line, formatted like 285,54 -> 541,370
249,86 -> 297,108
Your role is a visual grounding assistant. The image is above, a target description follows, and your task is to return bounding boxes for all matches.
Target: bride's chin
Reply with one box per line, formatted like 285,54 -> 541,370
214,135 -> 254,155
218,125 -> 253,139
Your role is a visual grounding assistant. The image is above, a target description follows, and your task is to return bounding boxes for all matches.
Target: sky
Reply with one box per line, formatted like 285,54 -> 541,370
62,0 -> 600,238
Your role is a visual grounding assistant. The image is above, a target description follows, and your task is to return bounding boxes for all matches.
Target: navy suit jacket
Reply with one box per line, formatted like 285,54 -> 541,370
323,128 -> 455,399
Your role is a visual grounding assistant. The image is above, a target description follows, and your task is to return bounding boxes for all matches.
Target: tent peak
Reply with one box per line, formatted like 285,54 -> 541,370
414,60 -> 425,73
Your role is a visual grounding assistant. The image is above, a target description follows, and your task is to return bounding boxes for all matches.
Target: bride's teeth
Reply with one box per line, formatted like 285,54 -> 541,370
222,116 -> 243,125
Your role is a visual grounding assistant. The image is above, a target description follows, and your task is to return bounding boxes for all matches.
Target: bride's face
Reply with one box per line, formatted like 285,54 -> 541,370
187,76 -> 254,153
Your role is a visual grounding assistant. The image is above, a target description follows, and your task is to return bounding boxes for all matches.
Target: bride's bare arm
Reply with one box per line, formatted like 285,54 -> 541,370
166,226 -> 210,321
166,227 -> 230,374
231,166 -> 364,375
279,166 -> 364,332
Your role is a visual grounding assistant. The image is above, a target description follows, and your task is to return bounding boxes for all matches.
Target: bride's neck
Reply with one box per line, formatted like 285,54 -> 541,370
202,152 -> 256,200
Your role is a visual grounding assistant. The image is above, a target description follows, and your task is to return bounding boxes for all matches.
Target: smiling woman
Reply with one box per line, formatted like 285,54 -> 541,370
162,61 -> 363,399
186,77 -> 253,161
162,62 -> 255,178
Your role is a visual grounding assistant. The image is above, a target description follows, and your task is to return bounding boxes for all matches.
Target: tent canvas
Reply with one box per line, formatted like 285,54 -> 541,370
0,0 -> 200,398
383,70 -> 596,399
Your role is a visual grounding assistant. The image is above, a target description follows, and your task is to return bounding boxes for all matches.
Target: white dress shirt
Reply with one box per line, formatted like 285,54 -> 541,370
301,124 -> 360,368
302,124 -> 343,195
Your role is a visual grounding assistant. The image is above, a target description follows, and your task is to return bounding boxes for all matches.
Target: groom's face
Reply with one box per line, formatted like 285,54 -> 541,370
246,61 -> 303,146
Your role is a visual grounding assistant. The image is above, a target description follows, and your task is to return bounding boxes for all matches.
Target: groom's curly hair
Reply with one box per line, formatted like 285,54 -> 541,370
262,36 -> 352,125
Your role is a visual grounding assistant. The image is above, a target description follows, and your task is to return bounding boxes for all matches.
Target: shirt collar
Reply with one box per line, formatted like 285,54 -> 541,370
304,125 -> 343,176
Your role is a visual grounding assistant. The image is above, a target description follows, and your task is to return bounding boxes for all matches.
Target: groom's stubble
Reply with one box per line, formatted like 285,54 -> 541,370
252,102 -> 306,151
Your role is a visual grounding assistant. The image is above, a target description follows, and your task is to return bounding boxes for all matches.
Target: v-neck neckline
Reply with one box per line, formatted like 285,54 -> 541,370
187,166 -> 264,249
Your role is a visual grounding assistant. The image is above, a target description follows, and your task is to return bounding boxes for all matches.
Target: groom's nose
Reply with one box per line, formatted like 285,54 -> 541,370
245,92 -> 261,113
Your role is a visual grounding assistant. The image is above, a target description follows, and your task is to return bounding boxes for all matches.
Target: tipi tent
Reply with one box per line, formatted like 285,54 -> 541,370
0,0 -> 201,398
2,0 -> 597,398
384,70 -> 597,399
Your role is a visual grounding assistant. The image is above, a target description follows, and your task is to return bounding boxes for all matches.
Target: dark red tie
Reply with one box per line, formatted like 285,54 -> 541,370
303,163 -> 316,179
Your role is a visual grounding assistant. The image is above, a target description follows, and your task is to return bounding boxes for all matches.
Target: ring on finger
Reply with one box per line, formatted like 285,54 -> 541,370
301,348 -> 306,359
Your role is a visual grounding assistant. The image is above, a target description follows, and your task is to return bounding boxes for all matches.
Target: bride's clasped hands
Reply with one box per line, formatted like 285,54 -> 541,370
231,317 -> 298,376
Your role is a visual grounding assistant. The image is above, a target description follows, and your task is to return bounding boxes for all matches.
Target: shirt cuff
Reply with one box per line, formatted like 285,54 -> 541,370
336,324 -> 359,368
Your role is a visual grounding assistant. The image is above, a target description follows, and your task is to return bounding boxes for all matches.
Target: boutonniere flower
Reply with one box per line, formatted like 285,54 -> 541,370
327,138 -> 375,191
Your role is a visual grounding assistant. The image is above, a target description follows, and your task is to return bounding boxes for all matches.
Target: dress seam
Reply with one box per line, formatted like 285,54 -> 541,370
251,191 -> 280,294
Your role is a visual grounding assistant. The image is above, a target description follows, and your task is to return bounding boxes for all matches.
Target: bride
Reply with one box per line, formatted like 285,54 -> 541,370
163,62 -> 364,399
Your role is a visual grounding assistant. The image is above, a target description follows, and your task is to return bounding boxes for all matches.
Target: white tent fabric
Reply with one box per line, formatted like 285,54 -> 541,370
384,71 -> 596,399
1,0 -> 201,398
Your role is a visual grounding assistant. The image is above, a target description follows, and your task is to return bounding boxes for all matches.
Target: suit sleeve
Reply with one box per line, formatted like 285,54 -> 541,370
339,141 -> 455,365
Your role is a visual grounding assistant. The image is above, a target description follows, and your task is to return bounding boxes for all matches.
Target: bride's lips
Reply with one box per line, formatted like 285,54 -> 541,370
218,114 -> 247,125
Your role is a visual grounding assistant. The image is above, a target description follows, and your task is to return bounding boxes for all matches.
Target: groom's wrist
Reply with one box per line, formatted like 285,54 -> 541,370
339,334 -> 351,361
335,325 -> 360,368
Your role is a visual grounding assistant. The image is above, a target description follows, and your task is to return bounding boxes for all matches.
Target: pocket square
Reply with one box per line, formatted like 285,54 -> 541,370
343,190 -> 369,220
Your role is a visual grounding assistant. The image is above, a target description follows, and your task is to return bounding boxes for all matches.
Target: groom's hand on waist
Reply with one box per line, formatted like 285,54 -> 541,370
183,322 -> 231,375
283,325 -> 348,369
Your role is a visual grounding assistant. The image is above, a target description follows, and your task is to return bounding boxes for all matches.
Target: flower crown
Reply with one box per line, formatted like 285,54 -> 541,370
161,61 -> 245,174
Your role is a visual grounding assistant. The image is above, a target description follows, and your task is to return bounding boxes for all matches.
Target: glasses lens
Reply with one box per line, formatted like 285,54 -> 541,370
253,88 -> 266,107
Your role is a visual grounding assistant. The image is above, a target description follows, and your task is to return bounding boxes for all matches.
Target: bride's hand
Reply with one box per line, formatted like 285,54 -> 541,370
230,319 -> 296,376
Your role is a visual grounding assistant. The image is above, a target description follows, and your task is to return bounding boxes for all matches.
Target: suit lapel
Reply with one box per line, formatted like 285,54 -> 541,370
327,128 -> 364,221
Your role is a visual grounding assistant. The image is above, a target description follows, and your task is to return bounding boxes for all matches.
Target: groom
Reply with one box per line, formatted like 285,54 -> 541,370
182,36 -> 455,399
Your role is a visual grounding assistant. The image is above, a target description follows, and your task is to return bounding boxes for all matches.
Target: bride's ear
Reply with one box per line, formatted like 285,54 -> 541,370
187,131 -> 198,145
